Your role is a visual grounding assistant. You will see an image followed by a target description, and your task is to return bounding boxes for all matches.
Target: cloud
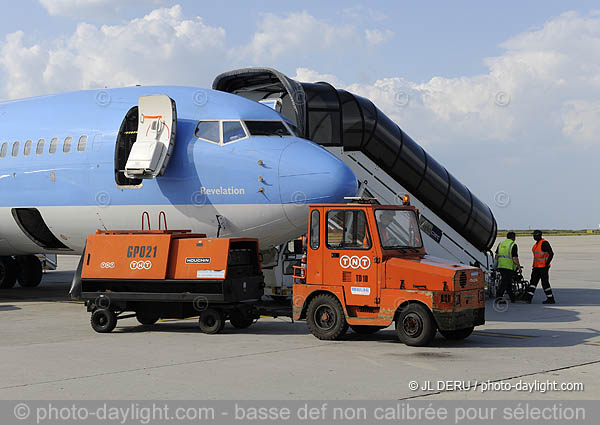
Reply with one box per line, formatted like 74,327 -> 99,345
561,100 -> 600,144
291,67 -> 343,87
0,5 -> 226,98
234,11 -> 360,64
365,29 -> 394,45
38,0 -> 165,18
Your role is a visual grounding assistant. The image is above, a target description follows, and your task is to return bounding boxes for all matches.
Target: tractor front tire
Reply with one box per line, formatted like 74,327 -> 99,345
395,304 -> 436,347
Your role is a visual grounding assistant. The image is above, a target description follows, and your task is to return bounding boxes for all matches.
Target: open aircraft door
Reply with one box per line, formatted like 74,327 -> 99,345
124,94 -> 177,179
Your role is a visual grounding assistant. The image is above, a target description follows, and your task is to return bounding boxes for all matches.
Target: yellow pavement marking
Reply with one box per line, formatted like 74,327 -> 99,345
158,316 -> 199,322
473,331 -> 535,339
586,342 -> 600,346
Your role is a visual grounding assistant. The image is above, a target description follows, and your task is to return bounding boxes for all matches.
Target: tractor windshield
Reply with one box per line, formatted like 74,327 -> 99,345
375,209 -> 422,249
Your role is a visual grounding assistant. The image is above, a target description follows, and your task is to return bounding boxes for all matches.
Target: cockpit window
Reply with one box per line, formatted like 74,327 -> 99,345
244,121 -> 290,137
222,121 -> 247,144
194,121 -> 220,143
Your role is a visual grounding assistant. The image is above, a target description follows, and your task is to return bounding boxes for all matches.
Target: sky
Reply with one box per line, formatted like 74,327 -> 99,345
0,0 -> 599,230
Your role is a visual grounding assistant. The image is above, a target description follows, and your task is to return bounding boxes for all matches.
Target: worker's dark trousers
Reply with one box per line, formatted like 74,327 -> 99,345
497,268 -> 515,301
527,267 -> 554,301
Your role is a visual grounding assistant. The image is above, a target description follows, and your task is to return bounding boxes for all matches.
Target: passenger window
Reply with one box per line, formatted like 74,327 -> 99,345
326,209 -> 371,250
49,138 -> 58,154
36,139 -> 45,156
24,140 -> 32,157
63,136 -> 73,153
222,121 -> 246,143
77,135 -> 87,152
0,142 -> 7,158
194,121 -> 220,143
11,141 -> 20,157
310,209 -> 320,250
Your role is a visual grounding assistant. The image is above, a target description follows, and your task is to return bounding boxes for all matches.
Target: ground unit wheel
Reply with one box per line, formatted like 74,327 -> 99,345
395,304 -> 436,347
440,327 -> 474,341
199,309 -> 225,334
0,257 -> 18,289
306,294 -> 348,340
16,255 -> 43,288
91,309 -> 117,333
229,311 -> 255,329
350,325 -> 384,335
136,312 -> 160,325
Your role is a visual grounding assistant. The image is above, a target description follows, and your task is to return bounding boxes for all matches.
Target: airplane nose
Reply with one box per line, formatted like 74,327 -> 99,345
279,140 -> 357,229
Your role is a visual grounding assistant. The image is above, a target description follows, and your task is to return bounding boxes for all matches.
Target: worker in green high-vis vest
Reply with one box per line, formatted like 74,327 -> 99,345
495,231 -> 521,302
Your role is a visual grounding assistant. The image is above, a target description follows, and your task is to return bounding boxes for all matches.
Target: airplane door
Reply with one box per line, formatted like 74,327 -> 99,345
124,94 -> 177,179
323,209 -> 379,307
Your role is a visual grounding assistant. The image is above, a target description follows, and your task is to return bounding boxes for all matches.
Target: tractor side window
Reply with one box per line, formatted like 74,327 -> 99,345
326,209 -> 371,250
310,209 -> 320,249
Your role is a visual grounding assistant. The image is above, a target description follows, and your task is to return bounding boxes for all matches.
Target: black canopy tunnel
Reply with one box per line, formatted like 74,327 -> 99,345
213,68 -> 497,252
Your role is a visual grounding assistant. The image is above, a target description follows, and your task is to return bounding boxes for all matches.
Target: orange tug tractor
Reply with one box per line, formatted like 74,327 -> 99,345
71,198 -> 485,346
292,198 -> 485,346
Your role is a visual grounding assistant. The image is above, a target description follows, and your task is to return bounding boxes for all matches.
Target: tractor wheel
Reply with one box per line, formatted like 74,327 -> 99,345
229,311 -> 255,329
0,257 -> 18,289
440,327 -> 474,340
350,325 -> 384,335
91,309 -> 117,333
136,312 -> 160,325
306,294 -> 348,340
395,304 -> 436,346
198,309 -> 225,334
16,255 -> 43,288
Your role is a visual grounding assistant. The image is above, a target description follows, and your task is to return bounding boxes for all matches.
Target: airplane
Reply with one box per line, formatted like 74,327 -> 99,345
0,86 -> 358,289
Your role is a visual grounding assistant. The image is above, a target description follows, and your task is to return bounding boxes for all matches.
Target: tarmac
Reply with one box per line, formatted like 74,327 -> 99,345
0,235 -> 598,400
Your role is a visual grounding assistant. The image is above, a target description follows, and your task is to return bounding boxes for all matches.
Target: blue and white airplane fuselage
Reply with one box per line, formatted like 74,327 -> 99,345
0,86 -> 357,257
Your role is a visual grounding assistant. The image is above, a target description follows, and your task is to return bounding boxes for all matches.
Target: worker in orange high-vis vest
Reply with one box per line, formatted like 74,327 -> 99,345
525,230 -> 555,304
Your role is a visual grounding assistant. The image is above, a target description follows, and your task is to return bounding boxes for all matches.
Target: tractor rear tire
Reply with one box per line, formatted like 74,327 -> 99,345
395,304 -> 436,346
199,309 -> 225,334
0,257 -> 18,289
306,294 -> 348,340
16,255 -> 43,288
440,327 -> 474,340
91,309 -> 117,333
350,325 -> 384,335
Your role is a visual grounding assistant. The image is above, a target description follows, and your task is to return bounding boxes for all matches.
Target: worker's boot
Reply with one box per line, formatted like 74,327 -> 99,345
542,298 -> 556,304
